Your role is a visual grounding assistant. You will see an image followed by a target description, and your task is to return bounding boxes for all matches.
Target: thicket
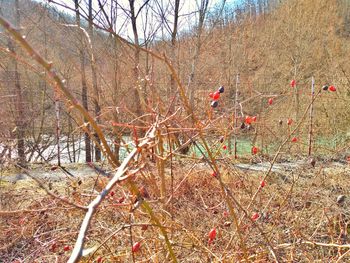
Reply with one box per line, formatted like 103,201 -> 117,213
0,0 -> 350,262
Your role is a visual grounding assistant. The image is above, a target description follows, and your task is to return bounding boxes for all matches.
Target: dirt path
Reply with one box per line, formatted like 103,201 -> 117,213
1,160 -> 349,184
0,164 -> 110,184
236,160 -> 350,173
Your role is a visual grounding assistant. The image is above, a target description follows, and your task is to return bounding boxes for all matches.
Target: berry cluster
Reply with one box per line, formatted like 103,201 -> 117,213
209,86 -> 225,108
322,85 -> 336,92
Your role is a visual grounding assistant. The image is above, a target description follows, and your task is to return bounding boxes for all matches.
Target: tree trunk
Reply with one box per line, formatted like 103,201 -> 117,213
9,0 -> 26,166
129,0 -> 143,126
88,0 -> 101,162
168,0 -> 180,112
188,0 -> 209,111
109,1 -> 121,165
112,35 -> 121,165
75,0 -> 91,163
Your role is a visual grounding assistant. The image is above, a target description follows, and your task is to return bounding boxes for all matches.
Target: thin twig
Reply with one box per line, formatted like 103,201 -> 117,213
16,165 -> 87,211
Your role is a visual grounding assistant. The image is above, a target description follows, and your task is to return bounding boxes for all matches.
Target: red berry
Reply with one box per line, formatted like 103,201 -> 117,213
50,242 -> 57,252
245,116 -> 252,125
97,256 -> 103,263
260,180 -> 266,188
287,118 -> 293,125
211,171 -> 217,177
132,241 -> 141,253
208,228 -> 217,241
291,137 -> 298,142
110,191 -> 115,197
329,85 -> 336,92
19,218 -> 26,225
213,91 -> 220,100
251,213 -> 259,221
252,116 -> 257,122
252,146 -> 259,155
209,92 -> 214,98
268,98 -> 273,105
63,245 -> 71,251
222,145 -> 227,150
223,211 -> 229,217
118,197 -> 125,203
141,224 -> 148,231
346,156 -> 350,164
290,79 -> 296,87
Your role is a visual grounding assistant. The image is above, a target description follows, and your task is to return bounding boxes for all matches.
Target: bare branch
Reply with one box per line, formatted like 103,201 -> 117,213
68,125 -> 156,263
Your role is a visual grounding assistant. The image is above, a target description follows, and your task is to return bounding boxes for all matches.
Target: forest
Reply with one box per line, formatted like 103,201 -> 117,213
0,0 -> 350,262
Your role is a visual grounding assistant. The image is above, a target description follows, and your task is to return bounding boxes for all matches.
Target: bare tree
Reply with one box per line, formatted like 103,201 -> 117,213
88,0 -> 101,162
169,0 -> 180,109
257,0 -> 265,15
129,0 -> 146,130
75,0 -> 91,162
6,0 -> 26,166
110,0 -> 122,165
188,0 -> 209,110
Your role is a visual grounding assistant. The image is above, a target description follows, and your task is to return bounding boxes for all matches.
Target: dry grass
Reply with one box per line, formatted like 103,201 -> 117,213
1,160 -> 350,262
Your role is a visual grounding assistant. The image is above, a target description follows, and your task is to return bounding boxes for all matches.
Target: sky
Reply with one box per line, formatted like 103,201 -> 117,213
37,0 -> 239,41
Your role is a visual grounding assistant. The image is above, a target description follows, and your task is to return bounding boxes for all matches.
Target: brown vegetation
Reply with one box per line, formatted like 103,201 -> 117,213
0,0 -> 350,262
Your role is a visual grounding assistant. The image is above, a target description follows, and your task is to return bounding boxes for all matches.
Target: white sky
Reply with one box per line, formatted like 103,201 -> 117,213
38,0 -> 238,42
